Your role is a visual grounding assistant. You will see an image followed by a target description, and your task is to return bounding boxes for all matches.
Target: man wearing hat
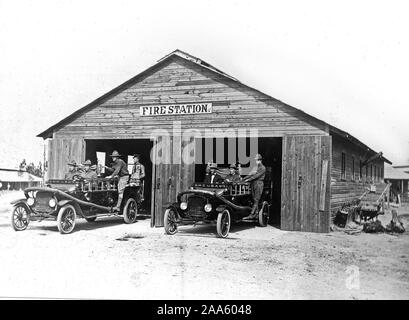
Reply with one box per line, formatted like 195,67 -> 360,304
204,163 -> 223,184
224,164 -> 241,184
130,154 -> 145,201
105,150 -> 129,211
131,154 -> 145,182
243,154 -> 266,219
80,160 -> 98,180
65,160 -> 80,180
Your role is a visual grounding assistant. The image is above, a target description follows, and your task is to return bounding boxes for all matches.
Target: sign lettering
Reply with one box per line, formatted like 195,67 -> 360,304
140,103 -> 212,116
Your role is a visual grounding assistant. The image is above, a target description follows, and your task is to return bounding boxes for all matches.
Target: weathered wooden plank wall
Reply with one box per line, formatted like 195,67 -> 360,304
47,138 -> 85,179
52,56 -> 328,140
330,135 -> 386,219
281,135 -> 331,233
153,134 -> 195,227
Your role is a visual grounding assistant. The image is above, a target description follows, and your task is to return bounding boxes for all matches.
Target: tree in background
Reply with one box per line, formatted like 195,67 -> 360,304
19,159 -> 27,171
18,159 -> 43,178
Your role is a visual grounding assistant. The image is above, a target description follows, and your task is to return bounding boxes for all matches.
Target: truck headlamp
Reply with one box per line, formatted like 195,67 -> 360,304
27,197 -> 35,206
180,202 -> 188,210
204,203 -> 212,212
48,198 -> 57,208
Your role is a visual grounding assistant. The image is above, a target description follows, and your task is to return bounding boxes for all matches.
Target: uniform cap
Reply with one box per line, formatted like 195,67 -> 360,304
110,150 -> 121,157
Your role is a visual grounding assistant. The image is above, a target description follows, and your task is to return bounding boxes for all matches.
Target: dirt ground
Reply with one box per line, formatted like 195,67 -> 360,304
0,190 -> 408,300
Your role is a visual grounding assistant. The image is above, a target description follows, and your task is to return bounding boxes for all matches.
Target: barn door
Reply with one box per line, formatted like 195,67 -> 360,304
47,138 -> 85,179
152,135 -> 195,227
281,135 -> 331,233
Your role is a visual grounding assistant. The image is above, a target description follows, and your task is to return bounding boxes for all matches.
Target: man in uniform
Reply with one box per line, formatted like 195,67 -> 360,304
130,154 -> 145,183
224,164 -> 241,183
130,154 -> 145,201
80,160 -> 98,180
204,163 -> 223,184
243,154 -> 266,219
65,160 -> 80,180
105,150 -> 129,212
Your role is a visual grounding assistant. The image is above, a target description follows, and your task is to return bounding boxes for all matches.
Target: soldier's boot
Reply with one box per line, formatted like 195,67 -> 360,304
250,203 -> 259,219
113,195 -> 123,213
243,204 -> 258,220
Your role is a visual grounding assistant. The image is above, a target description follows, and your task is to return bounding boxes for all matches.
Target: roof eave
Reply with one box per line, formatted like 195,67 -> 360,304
329,126 -> 392,165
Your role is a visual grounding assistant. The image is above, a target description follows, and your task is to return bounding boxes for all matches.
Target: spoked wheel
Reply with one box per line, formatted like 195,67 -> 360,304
258,201 -> 269,227
123,198 -> 138,224
216,209 -> 231,238
164,208 -> 178,235
85,217 -> 97,223
11,204 -> 30,231
57,204 -> 77,234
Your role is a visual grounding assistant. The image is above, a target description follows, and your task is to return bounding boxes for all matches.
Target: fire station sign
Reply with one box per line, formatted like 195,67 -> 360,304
140,103 -> 212,116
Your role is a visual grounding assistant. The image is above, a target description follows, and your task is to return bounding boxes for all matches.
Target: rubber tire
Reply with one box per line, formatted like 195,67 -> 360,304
123,198 -> 138,224
258,201 -> 269,227
11,204 -> 30,231
216,209 -> 231,238
164,208 -> 178,235
85,217 -> 97,222
57,204 -> 77,234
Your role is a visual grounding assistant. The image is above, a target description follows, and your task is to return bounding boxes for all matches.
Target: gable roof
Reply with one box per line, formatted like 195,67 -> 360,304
37,49 -> 391,164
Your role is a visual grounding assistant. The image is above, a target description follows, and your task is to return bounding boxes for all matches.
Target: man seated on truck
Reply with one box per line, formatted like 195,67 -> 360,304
65,160 -> 81,180
224,164 -> 241,184
204,163 -> 223,184
105,150 -> 129,212
80,160 -> 98,180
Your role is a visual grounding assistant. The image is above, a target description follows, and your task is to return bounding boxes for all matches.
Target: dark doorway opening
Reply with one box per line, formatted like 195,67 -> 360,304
85,139 -> 153,213
258,137 -> 282,227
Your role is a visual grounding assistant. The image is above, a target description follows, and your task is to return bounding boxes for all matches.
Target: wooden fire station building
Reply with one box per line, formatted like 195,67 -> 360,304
38,50 -> 391,233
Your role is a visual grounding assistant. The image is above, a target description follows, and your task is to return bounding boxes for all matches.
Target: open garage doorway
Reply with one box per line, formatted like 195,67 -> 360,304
194,136 -> 282,227
85,139 -> 153,214
258,137 -> 282,227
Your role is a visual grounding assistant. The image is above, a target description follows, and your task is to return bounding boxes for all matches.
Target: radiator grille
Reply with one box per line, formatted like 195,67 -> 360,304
187,195 -> 206,218
33,192 -> 54,213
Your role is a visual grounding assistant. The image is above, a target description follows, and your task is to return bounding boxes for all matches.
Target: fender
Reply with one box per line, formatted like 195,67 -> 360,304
216,204 -> 228,213
167,204 -> 182,219
57,200 -> 84,217
10,198 -> 27,206
10,198 -> 32,213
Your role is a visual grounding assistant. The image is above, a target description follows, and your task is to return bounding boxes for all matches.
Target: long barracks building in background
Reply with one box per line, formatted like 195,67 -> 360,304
37,50 -> 391,233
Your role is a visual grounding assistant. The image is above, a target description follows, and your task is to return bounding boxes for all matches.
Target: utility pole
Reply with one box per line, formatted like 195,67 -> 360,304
42,141 -> 46,186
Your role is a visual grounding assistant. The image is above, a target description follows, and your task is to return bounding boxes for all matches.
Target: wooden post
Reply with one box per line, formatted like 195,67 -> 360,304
402,180 -> 404,199
319,159 -> 329,211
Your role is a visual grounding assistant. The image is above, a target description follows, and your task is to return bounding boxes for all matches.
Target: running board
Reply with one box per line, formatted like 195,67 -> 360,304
82,212 -> 122,219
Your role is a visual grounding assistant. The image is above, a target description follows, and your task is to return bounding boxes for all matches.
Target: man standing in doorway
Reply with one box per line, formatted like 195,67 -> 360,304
243,154 -> 266,220
131,154 -> 145,182
130,154 -> 145,201
105,150 -> 129,212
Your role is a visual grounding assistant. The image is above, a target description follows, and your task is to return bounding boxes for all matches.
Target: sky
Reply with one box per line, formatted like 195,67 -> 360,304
0,0 -> 408,169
